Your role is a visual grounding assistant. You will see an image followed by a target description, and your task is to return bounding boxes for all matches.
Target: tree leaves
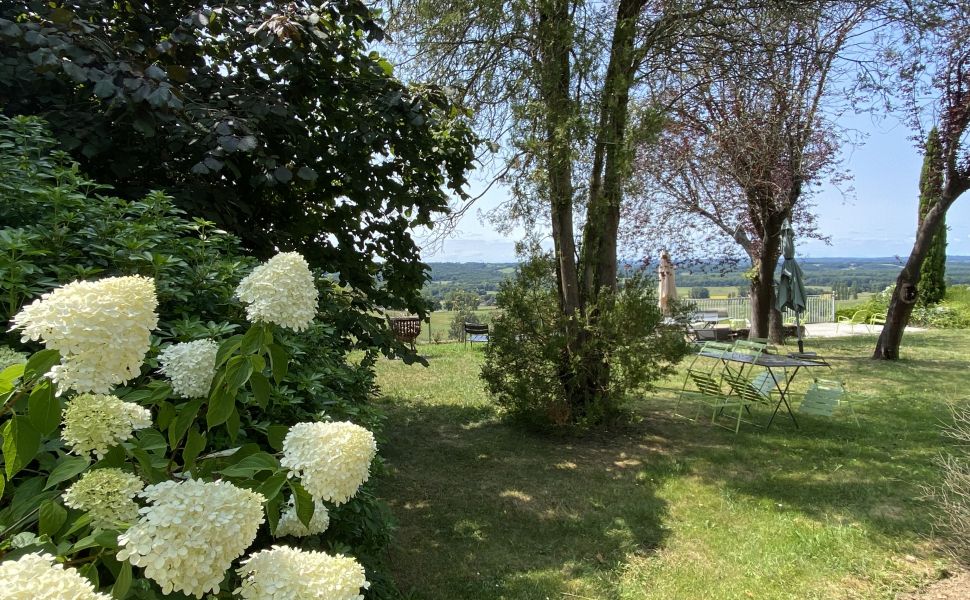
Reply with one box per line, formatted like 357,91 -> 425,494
289,480 -> 315,528
218,452 -> 279,477
0,1 -> 477,321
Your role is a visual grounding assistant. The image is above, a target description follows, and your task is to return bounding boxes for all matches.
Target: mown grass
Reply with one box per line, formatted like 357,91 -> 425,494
372,332 -> 966,599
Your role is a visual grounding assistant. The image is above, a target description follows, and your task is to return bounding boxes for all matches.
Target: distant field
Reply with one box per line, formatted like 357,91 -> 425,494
681,285 -> 748,299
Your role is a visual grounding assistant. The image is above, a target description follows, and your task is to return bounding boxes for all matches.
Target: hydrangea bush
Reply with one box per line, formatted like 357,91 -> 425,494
0,116 -> 402,598
0,257 -> 378,598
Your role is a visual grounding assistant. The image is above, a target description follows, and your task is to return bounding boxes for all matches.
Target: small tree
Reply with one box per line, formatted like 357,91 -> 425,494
689,287 -> 711,299
449,310 -> 481,341
623,2 -> 868,342
873,4 -> 970,360
443,289 -> 481,311
917,127 -> 947,305
481,253 -> 691,428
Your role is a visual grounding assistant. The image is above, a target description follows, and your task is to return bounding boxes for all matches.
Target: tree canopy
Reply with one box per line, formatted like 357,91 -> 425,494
623,1 -> 870,340
0,0 -> 478,315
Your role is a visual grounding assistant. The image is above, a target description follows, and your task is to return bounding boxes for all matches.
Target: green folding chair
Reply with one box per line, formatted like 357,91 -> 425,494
730,339 -> 767,377
797,379 -> 858,425
717,366 -> 777,431
674,341 -> 733,420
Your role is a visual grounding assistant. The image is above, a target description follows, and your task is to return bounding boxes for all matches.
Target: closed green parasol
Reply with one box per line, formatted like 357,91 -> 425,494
776,219 -> 807,353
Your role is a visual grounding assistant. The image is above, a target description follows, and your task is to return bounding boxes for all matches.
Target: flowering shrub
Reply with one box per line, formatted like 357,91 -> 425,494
117,480 -> 266,597
0,266 -> 377,598
276,496 -> 331,538
0,346 -> 25,371
236,252 -> 319,332
63,469 -> 144,530
61,393 -> 153,458
0,116 -> 396,598
281,421 -> 377,505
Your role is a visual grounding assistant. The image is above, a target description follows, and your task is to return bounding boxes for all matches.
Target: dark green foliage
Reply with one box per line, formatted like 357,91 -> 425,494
0,1 -> 477,317
0,116 -> 397,596
689,286 -> 710,299
918,127 -> 947,305
481,254 -> 691,429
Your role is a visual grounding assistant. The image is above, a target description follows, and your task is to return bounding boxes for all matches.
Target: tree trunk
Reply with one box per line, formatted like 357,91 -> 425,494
537,0 -> 585,418
566,0 -> 646,417
538,0 -> 579,320
873,198 -> 953,359
748,218 -> 782,340
768,308 -> 785,344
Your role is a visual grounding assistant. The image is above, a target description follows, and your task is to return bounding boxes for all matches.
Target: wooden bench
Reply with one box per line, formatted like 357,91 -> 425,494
387,316 -> 421,352
464,322 -> 489,347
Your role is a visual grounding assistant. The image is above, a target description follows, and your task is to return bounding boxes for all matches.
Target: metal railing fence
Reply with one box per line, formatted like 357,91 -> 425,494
688,294 -> 835,324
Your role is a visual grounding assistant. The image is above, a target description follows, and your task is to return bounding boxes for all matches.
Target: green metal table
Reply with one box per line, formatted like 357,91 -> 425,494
698,349 -> 829,429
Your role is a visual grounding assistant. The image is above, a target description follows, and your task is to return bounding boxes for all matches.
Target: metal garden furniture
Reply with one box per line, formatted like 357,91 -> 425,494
387,316 -> 422,352
797,379 -> 858,425
463,322 -> 489,347
675,341 -> 732,420
836,310 -> 868,333
697,342 -> 830,430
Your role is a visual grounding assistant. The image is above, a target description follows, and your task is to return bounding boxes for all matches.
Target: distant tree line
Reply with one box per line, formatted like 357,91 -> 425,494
425,259 -> 970,307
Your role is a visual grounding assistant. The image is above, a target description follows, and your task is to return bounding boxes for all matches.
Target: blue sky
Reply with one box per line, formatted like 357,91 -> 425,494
423,112 -> 970,263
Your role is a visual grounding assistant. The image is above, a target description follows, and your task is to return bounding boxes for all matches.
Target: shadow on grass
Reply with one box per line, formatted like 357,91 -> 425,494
377,399 -> 673,600
374,332 -> 966,598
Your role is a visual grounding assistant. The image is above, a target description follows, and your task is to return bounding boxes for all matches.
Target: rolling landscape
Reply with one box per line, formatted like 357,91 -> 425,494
424,256 -> 970,303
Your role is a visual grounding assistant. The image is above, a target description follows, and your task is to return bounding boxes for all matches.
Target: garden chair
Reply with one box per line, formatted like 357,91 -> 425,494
796,379 -> 858,425
674,341 -> 733,419
387,316 -> 422,352
730,339 -> 767,375
836,310 -> 868,333
697,363 -> 766,434
868,312 -> 886,328
464,322 -> 489,348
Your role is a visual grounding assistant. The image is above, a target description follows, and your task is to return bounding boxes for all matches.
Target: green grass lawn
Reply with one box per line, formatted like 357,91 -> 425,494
371,332 -> 966,599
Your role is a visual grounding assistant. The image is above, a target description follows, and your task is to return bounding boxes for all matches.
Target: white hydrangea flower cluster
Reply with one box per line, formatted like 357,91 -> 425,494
62,393 -> 152,458
236,545 -> 369,600
235,252 -> 318,331
158,339 -> 219,398
0,552 -> 112,600
117,479 -> 265,598
63,468 -> 144,530
274,496 -> 330,538
280,422 -> 376,505
10,276 -> 158,394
